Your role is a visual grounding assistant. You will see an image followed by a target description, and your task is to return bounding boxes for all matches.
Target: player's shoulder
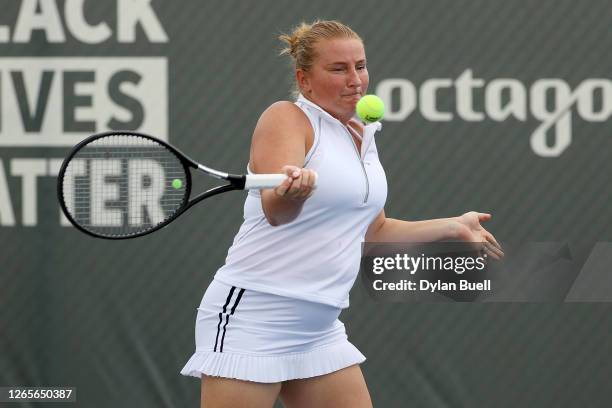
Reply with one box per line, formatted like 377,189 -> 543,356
262,100 -> 306,118
251,100 -> 311,154
257,100 -> 311,130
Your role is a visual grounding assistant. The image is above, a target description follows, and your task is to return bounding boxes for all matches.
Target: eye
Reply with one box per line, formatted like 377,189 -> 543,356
357,65 -> 367,71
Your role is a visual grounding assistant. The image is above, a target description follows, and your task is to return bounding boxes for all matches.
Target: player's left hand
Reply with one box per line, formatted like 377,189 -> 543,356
456,211 -> 504,260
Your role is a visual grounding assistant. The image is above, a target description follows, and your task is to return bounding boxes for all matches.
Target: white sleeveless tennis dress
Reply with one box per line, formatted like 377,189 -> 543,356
181,95 -> 387,383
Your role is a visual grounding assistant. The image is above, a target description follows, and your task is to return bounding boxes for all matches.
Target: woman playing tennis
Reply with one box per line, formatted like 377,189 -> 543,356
181,20 -> 503,408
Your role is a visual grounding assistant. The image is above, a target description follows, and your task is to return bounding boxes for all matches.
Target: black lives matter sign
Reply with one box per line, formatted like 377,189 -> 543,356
0,0 -> 168,227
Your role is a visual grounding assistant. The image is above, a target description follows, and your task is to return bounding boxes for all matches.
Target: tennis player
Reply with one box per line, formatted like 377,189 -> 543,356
181,20 -> 504,408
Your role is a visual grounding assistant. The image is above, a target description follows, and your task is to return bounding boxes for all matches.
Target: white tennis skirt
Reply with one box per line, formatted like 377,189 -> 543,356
180,279 -> 365,383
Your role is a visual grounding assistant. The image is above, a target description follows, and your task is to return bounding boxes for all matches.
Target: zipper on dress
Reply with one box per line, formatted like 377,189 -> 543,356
343,126 -> 370,204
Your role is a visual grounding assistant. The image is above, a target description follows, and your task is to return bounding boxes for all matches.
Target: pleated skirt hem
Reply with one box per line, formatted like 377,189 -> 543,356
180,340 -> 366,383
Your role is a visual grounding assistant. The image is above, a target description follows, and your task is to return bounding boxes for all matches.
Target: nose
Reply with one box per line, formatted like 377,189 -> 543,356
347,67 -> 362,88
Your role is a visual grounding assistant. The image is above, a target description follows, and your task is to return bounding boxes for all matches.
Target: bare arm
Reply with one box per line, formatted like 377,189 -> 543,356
250,102 -> 317,226
365,210 -> 464,242
365,210 -> 504,258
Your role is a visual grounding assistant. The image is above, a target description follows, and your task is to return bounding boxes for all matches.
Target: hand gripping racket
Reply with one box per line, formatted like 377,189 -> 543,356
57,131 -> 289,239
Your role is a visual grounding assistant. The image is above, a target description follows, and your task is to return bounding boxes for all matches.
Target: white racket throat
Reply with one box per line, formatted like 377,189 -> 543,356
197,164 -> 228,180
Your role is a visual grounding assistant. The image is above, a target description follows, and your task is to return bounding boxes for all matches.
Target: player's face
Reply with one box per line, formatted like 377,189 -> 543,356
298,38 -> 369,124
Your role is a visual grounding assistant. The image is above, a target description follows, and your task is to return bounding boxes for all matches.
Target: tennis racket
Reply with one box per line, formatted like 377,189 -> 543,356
57,131 -> 290,239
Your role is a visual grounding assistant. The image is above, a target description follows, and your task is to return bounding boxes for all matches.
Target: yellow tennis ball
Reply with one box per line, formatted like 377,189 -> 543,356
172,179 -> 183,189
356,95 -> 385,123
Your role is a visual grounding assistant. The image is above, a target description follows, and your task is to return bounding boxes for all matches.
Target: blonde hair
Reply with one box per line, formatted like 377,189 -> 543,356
279,20 -> 362,96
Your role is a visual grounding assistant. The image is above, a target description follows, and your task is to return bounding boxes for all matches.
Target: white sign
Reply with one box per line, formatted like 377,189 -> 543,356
0,57 -> 168,146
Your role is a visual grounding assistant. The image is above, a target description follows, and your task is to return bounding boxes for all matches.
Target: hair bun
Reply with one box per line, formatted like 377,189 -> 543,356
279,22 -> 311,58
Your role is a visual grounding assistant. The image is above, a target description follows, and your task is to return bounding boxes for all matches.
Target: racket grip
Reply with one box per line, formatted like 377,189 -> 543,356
244,172 -> 319,190
244,174 -> 287,189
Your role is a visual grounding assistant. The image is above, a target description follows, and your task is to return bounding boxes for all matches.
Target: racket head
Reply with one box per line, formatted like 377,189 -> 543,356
57,131 -> 194,239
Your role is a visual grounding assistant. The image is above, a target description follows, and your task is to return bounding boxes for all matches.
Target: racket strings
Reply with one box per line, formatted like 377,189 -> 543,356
62,134 -> 189,238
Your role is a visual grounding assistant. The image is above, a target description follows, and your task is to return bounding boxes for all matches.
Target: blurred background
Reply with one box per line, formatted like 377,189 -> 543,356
2,0 -> 612,406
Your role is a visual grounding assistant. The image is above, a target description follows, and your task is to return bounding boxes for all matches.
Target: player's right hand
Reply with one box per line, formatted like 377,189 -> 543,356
274,165 -> 317,201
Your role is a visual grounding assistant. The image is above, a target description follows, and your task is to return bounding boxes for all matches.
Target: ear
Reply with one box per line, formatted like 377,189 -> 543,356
296,69 -> 311,94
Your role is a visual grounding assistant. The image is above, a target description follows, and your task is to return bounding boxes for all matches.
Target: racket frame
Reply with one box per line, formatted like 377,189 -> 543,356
57,131 -> 248,240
